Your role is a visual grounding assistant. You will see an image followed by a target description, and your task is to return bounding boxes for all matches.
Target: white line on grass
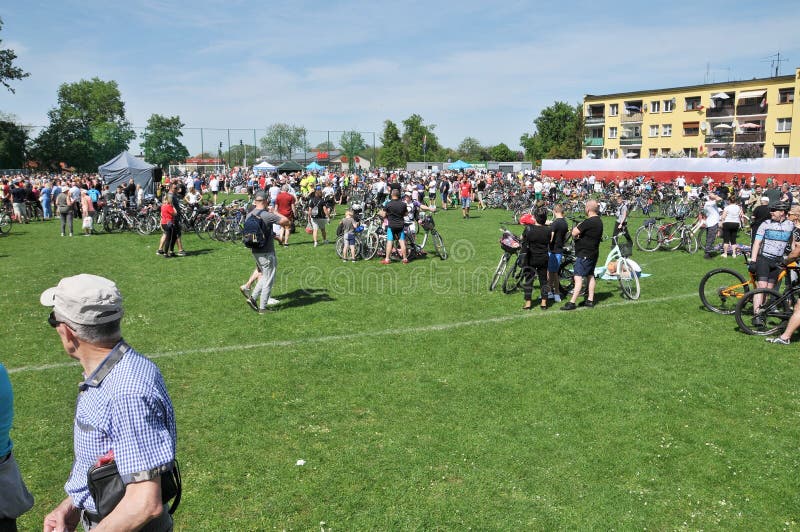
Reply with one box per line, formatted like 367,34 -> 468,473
8,292 -> 697,375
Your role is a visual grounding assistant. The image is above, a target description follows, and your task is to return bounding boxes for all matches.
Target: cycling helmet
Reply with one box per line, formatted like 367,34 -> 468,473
770,201 -> 790,212
519,213 -> 535,225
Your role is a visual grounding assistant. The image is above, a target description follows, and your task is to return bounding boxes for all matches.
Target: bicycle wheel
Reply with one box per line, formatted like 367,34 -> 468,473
335,236 -> 346,259
734,288 -> 789,335
558,258 -> 575,296
635,225 -> 660,252
360,232 -> 379,260
681,229 -> 698,254
699,268 -> 748,315
490,253 -> 510,291
502,258 -> 523,294
0,213 -> 12,234
661,227 -> 682,251
617,258 -> 640,300
432,231 -> 447,260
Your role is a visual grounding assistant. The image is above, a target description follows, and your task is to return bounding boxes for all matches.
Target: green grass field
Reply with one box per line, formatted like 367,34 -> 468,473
4,203 -> 799,530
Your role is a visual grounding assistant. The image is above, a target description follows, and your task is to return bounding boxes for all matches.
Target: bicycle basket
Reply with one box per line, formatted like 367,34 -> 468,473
500,233 -> 521,253
619,240 -> 633,258
420,214 -> 435,231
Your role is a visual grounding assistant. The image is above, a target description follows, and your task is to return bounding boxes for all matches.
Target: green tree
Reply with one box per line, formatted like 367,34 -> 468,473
339,130 -> 365,170
141,114 -> 189,169
0,120 -> 28,168
31,78 -> 135,171
401,114 -> 439,162
723,143 -> 764,160
378,120 -> 405,169
520,101 -> 582,162
490,142 -> 515,161
0,18 -> 29,93
260,123 -> 306,161
457,137 -> 484,161
315,140 -> 336,151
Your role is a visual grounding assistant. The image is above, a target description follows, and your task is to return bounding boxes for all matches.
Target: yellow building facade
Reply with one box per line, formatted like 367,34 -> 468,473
583,68 -> 800,160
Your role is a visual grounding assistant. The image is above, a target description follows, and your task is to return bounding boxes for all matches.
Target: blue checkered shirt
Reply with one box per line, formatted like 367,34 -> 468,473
65,340 -> 177,512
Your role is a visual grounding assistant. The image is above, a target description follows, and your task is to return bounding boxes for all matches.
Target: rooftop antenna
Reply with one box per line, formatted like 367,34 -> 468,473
762,52 -> 788,77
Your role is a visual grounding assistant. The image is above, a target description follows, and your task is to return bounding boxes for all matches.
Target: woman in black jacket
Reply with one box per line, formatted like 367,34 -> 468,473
521,209 -> 552,310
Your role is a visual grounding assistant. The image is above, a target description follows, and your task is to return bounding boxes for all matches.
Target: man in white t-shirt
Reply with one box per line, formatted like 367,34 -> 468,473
701,193 -> 721,259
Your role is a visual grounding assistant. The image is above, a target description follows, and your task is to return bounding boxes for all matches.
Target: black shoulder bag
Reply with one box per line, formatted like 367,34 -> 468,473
87,459 -> 182,520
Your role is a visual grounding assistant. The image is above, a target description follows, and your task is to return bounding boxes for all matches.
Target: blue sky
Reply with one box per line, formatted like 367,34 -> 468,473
2,0 -> 800,156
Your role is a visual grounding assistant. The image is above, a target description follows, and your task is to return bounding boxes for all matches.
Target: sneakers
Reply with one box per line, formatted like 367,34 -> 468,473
552,294 -> 562,303
583,300 -> 595,308
561,302 -> 577,311
239,285 -> 251,299
323,239 -> 329,244
246,297 -> 259,312
175,250 -> 186,256
266,297 -> 280,306
313,241 -> 318,247
766,336 -> 790,345
156,249 -> 165,255
752,316 -> 765,327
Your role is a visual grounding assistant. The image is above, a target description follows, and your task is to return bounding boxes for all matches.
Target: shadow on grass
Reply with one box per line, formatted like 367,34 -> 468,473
182,248 -> 214,256
275,288 -> 335,309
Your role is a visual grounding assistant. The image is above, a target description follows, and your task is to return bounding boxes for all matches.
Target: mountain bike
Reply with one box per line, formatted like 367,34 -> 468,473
733,283 -> 799,336
635,215 -> 698,253
699,256 -> 795,315
0,211 -> 12,235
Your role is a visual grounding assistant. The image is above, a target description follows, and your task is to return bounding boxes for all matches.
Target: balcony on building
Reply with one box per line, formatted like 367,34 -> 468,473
736,89 -> 767,116
584,137 -> 604,146
707,91 -> 735,117
620,136 -> 642,146
621,100 -> 643,123
705,134 -> 734,145
585,104 -> 605,125
735,131 -> 766,143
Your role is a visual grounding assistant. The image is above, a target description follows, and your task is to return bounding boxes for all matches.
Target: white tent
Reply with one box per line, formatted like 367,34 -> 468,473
253,161 -> 277,173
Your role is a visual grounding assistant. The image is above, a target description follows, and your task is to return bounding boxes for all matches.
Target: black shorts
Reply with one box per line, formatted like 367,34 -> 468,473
756,256 -> 782,283
573,256 -> 598,277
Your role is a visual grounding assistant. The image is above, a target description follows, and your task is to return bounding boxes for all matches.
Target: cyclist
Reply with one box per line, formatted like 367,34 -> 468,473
766,205 -> 800,344
749,200 -> 793,326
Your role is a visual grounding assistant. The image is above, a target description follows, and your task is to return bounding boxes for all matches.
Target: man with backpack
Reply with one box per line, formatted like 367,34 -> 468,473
242,191 -> 290,314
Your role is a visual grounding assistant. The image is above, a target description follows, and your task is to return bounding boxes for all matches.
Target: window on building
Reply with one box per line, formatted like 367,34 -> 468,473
777,118 -> 792,132
662,124 -> 672,137
650,101 -> 660,113
683,122 -> 700,136
649,125 -> 659,137
684,148 -> 698,158
663,99 -> 674,112
607,149 -> 618,159
685,97 -> 702,111
649,148 -> 658,158
609,104 -> 618,116
779,88 -> 794,104
661,148 -> 670,156
775,145 -> 790,158
609,126 -> 617,139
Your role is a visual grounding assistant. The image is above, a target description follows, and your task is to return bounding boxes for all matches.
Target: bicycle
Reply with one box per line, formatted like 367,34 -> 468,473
417,212 -> 447,260
635,215 -> 698,253
0,210 -> 12,235
600,234 -> 641,300
698,256 -> 795,315
490,226 -> 522,292
733,273 -> 800,336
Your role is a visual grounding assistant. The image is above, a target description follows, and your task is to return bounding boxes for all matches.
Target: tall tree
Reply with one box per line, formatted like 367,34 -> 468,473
260,123 -> 306,161
339,130 -> 365,170
457,137 -> 484,161
520,101 -> 582,163
141,114 -> 190,169
31,78 -> 135,171
401,114 -> 439,162
490,143 -> 515,161
378,120 -> 404,169
0,120 -> 28,168
0,18 -> 29,93
315,140 -> 336,151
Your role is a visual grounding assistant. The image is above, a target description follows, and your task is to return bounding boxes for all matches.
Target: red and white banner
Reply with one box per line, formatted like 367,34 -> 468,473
542,157 -> 800,184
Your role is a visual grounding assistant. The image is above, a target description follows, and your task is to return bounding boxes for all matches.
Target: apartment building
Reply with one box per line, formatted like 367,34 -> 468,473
583,68 -> 800,160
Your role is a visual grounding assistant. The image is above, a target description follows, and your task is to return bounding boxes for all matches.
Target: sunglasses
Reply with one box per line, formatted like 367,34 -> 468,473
48,311 -> 62,328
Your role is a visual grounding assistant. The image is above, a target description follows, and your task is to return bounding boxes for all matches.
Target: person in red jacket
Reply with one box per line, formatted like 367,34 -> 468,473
158,196 -> 177,257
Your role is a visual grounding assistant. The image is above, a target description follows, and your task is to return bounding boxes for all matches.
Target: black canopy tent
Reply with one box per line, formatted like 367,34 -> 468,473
277,161 -> 303,173
98,151 -> 157,193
